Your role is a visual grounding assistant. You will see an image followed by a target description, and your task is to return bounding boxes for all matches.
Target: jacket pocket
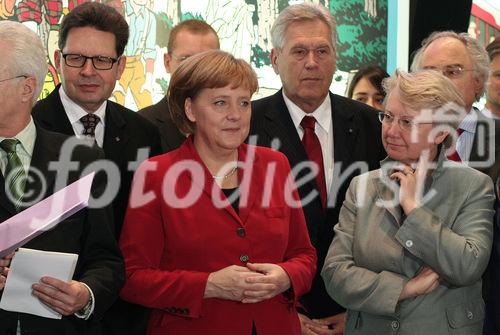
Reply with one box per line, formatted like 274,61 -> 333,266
446,299 -> 484,330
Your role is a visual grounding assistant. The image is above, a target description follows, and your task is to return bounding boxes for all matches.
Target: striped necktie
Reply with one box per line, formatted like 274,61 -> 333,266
0,139 -> 26,211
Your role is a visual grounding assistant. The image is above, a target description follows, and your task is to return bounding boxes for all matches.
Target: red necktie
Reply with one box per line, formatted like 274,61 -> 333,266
447,128 -> 464,162
301,116 -> 327,208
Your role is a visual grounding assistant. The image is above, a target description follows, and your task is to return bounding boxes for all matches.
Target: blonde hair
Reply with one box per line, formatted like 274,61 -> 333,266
168,50 -> 258,135
383,69 -> 466,148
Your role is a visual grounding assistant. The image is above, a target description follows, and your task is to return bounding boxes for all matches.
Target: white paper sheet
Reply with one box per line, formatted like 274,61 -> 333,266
0,248 -> 78,319
0,172 -> 95,258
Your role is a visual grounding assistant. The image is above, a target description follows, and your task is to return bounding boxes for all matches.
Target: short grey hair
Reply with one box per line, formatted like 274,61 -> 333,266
410,31 -> 489,100
0,21 -> 47,103
270,3 -> 336,50
383,69 -> 466,148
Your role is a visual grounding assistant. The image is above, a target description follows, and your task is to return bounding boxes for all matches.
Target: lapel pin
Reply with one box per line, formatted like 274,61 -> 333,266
115,137 -> 120,142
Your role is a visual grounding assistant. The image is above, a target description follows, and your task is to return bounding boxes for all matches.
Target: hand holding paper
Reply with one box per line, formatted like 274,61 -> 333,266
32,277 -> 90,316
0,252 -> 14,290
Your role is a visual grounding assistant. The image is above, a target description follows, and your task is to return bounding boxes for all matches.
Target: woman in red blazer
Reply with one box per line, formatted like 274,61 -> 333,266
119,50 -> 316,335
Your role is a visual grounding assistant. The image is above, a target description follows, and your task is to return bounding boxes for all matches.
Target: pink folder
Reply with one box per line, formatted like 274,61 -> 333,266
0,172 -> 95,258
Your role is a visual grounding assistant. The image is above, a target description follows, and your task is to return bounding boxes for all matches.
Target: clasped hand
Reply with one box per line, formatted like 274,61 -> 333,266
204,263 -> 291,303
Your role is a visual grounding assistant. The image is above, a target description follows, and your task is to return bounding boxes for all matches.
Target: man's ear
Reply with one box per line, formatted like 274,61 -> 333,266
115,56 -> 126,80
54,50 -> 62,73
270,48 -> 280,75
473,75 -> 484,101
21,76 -> 36,103
164,53 -> 172,74
185,97 -> 196,122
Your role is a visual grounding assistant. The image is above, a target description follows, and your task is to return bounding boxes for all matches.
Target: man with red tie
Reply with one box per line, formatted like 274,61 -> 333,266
250,3 -> 386,334
411,31 -> 499,181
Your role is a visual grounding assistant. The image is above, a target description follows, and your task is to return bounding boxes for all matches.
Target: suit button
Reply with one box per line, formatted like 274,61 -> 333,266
240,254 -> 249,263
237,227 -> 246,237
391,320 -> 400,330
405,240 -> 413,248
467,310 -> 474,319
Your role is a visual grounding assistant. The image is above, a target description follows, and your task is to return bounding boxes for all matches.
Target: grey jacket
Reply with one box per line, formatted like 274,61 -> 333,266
322,151 -> 495,335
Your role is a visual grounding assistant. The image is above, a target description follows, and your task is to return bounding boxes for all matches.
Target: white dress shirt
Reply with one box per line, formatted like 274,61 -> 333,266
59,86 -> 107,147
283,91 -> 335,194
455,108 -> 477,163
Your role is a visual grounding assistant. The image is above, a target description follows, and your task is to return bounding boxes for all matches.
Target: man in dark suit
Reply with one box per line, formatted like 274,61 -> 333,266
31,3 -> 161,335
138,19 -> 219,152
411,31 -> 499,182
249,3 -> 386,334
0,20 -> 123,335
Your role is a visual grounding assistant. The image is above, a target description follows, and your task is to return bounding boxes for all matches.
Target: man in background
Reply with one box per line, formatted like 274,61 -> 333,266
483,37 -> 500,120
411,31 -> 499,182
0,20 -> 123,335
250,3 -> 385,334
31,3 -> 161,335
139,19 -> 219,152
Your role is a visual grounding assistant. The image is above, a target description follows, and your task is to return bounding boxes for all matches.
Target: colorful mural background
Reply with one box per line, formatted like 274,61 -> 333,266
0,0 -> 388,110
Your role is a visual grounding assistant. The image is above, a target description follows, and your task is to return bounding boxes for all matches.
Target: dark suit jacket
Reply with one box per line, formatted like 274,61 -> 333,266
138,96 -> 186,153
32,85 -> 161,335
250,90 -> 386,318
0,127 -> 124,335
469,110 -> 499,182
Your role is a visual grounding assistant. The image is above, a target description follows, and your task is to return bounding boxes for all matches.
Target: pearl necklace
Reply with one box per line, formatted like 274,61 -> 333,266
212,164 -> 238,180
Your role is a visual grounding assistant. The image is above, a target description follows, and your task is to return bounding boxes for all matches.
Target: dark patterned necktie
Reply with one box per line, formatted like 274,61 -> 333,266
80,114 -> 100,138
301,116 -> 327,208
0,139 -> 26,211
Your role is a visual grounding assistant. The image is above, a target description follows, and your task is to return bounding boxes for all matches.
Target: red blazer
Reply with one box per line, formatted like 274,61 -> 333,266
119,138 -> 316,335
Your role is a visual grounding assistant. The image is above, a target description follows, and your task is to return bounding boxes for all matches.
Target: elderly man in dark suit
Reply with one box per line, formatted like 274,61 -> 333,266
250,3 -> 386,335
411,31 -> 499,182
138,19 -> 220,152
31,3 -> 161,335
0,20 -> 123,335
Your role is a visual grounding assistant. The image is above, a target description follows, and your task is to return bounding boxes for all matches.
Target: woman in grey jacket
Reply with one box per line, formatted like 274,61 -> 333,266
322,70 -> 495,335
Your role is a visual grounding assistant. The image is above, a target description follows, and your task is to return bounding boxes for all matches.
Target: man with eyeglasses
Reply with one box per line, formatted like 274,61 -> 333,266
32,3 -> 161,335
250,3 -> 385,334
138,19 -> 220,152
0,20 -> 124,335
411,31 -> 499,182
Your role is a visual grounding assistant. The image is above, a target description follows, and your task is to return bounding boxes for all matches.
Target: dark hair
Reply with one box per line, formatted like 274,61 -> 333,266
486,37 -> 500,62
168,19 -> 219,53
59,2 -> 129,57
347,65 -> 389,99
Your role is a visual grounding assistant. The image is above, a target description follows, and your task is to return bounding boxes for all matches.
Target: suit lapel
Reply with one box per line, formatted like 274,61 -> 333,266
35,85 -> 75,136
14,127 -> 56,213
330,93 -> 357,174
259,91 -> 309,169
103,102 -> 128,162
0,173 -> 16,215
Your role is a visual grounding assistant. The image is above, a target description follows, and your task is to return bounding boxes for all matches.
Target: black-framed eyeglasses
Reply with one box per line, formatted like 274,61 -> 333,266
62,53 -> 119,70
378,112 -> 433,131
423,65 -> 476,79
0,75 -> 27,84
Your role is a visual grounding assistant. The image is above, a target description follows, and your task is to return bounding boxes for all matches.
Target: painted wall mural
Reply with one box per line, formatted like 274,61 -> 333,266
0,0 -> 388,109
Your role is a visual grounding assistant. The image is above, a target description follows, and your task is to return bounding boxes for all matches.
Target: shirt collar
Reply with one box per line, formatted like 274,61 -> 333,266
60,86 -> 107,127
283,91 -> 331,134
457,107 -> 477,134
0,117 -> 36,157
